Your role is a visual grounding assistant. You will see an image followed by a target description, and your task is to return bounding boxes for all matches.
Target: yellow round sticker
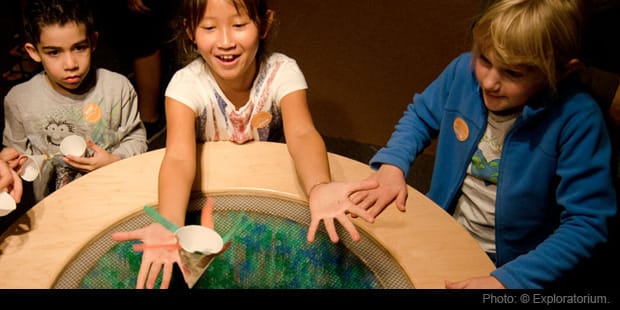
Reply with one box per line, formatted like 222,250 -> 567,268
251,111 -> 272,129
83,103 -> 102,124
453,117 -> 469,142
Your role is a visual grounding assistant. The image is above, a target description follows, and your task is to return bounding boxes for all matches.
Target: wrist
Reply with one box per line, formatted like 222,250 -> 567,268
307,181 -> 329,196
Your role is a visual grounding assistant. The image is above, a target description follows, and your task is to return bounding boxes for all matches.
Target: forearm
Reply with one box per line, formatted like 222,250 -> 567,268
157,155 -> 195,227
370,103 -> 431,174
287,131 -> 331,196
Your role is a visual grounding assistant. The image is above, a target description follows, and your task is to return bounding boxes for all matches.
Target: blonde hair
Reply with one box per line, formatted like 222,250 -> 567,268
472,0 -> 585,95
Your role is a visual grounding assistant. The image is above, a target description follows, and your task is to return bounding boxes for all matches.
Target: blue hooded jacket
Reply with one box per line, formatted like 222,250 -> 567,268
370,52 -> 617,288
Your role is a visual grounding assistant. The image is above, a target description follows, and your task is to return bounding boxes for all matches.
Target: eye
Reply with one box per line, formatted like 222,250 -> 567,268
74,45 -> 88,52
499,65 -> 527,79
233,23 -> 247,29
504,69 -> 523,78
199,21 -> 216,31
478,53 -> 491,65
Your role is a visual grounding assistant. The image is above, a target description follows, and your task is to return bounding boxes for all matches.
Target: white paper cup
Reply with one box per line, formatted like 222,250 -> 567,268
0,191 -> 17,217
174,225 -> 224,288
20,155 -> 46,182
60,135 -> 87,157
175,225 -> 223,255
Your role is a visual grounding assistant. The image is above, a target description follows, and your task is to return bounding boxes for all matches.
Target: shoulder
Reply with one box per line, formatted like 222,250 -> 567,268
268,52 -> 296,62
96,68 -> 131,84
266,52 -> 300,67
427,52 -> 477,91
5,72 -> 46,101
96,68 -> 133,87
538,89 -> 606,136
262,53 -> 305,79
182,58 -> 207,75
170,59 -> 207,82
447,52 -> 474,72
559,90 -> 602,118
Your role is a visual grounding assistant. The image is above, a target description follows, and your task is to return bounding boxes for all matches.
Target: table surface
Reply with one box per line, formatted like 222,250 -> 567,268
0,141 -> 494,288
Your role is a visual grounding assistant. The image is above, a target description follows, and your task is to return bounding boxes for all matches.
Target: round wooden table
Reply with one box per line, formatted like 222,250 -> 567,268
0,141 -> 494,288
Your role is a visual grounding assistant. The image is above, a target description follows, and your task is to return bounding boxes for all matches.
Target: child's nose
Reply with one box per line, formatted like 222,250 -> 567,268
63,54 -> 79,70
216,28 -> 235,49
481,69 -> 501,91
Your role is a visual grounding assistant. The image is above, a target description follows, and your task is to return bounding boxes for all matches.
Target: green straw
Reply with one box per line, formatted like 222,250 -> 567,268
144,205 -> 250,242
222,213 -> 251,243
144,205 -> 180,232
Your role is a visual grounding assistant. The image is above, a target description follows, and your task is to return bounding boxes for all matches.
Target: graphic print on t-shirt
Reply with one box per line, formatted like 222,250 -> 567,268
470,148 -> 499,185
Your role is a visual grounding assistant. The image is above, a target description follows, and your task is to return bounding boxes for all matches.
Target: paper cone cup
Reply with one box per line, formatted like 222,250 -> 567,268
20,155 -> 46,181
175,225 -> 223,288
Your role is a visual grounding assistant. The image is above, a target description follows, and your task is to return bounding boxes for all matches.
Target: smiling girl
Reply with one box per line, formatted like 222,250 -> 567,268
112,0 -> 378,289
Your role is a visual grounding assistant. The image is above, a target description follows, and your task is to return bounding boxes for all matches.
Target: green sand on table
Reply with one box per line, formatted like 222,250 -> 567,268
80,210 -> 381,289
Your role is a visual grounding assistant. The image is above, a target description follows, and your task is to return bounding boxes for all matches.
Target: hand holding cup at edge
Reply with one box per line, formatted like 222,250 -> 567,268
0,160 -> 23,216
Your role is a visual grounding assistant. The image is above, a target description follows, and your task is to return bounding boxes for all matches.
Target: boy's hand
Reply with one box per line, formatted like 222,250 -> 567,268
445,276 -> 505,289
0,147 -> 27,171
306,180 -> 379,243
62,139 -> 120,172
0,160 -> 23,203
350,164 -> 408,218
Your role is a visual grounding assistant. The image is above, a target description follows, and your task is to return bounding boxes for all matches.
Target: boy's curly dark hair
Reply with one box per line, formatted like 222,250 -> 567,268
23,0 -> 95,45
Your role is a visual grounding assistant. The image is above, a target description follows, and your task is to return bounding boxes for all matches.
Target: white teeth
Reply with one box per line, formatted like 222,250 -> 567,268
219,55 -> 234,60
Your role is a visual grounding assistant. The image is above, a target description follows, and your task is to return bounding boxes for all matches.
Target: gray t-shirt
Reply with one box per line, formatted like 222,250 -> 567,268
453,111 -> 519,254
3,68 -> 147,201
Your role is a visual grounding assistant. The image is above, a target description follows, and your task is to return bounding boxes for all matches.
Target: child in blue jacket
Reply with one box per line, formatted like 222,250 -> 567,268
356,0 -> 617,288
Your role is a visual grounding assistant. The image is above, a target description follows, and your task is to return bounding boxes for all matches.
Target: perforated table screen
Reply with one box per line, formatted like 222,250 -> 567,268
53,194 -> 414,289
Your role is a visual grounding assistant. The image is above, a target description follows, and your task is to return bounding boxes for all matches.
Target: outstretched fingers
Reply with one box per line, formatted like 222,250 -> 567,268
323,218 -> 339,243
136,259 -> 151,289
336,214 -> 361,242
111,227 -> 146,242
394,189 -> 408,212
348,179 -> 379,194
146,262 -> 163,289
307,218 -> 320,242
345,199 -> 375,223
201,197 -> 215,229
159,263 -> 174,289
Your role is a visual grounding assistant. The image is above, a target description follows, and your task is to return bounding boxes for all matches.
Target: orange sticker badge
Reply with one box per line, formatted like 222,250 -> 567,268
251,111 -> 272,129
83,103 -> 102,123
453,117 -> 469,142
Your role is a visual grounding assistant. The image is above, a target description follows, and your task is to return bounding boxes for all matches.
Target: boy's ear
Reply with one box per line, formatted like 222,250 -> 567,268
24,43 -> 42,63
90,31 -> 99,52
261,9 -> 275,39
561,58 -> 582,79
